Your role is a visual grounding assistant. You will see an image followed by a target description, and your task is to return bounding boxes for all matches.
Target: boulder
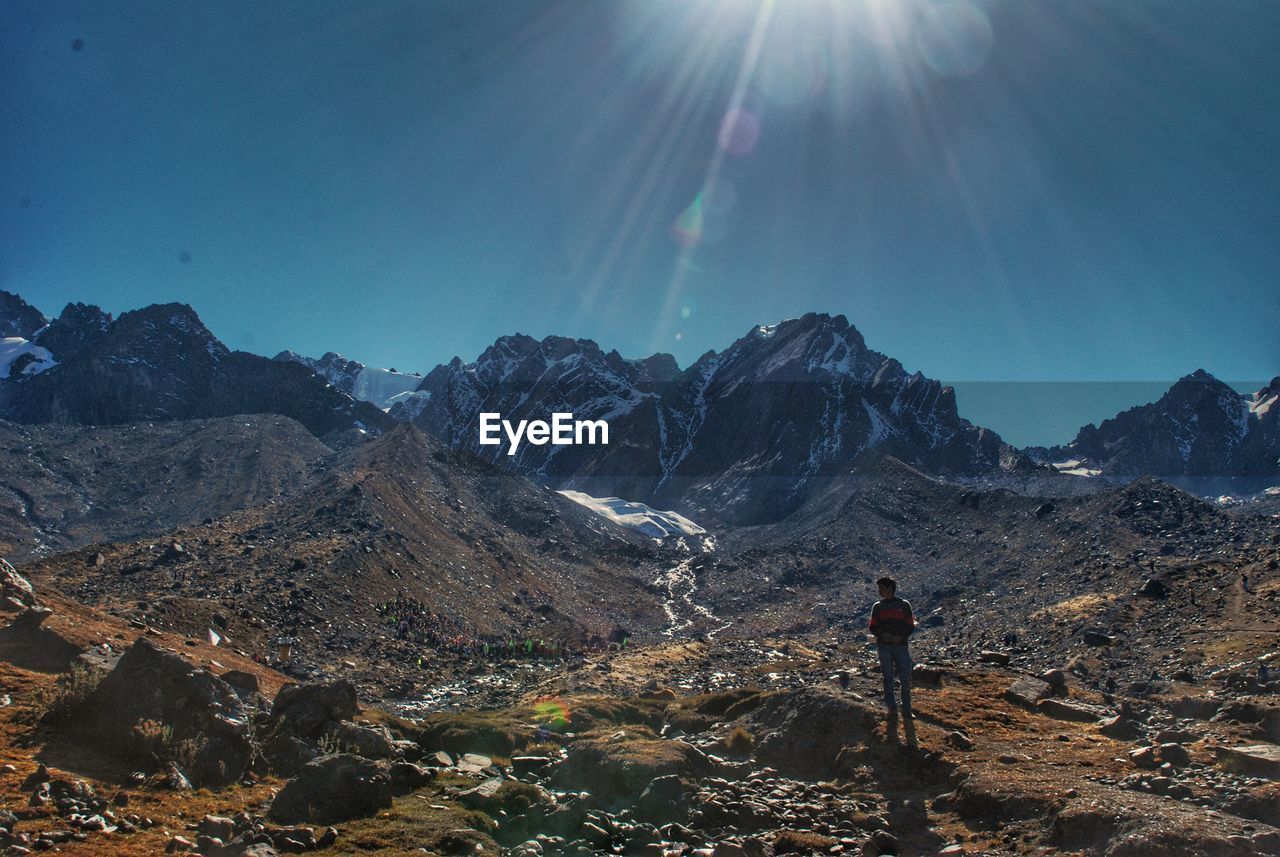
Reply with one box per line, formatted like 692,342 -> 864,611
457,752 -> 493,773
1005,676 -> 1052,709
389,761 -> 434,792
635,774 -> 690,824
0,559 -> 35,608
269,680 -> 358,739
76,638 -> 253,787
1099,704 -> 1144,740
1215,744 -> 1280,779
1081,630 -> 1115,646
322,720 -> 395,759
1036,698 -> 1107,723
220,670 -> 260,696
1128,747 -> 1157,769
196,815 -> 236,842
979,651 -> 1011,667
268,754 -> 392,823
261,733 -> 320,778
1157,742 -> 1191,767
1040,669 -> 1068,691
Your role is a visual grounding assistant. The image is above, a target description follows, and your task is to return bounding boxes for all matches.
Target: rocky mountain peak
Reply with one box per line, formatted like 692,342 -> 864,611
1055,368 -> 1278,480
0,291 -> 48,339
1163,368 -> 1235,403
396,313 -> 1017,522
33,302 -> 113,362
111,302 -> 230,363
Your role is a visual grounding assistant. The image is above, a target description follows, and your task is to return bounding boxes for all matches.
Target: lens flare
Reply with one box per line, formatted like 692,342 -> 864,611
533,697 -> 571,731
718,107 -> 762,156
671,193 -> 706,246
916,2 -> 994,78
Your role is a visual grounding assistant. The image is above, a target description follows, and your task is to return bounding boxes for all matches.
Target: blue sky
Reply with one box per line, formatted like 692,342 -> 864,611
2,0 -> 1277,445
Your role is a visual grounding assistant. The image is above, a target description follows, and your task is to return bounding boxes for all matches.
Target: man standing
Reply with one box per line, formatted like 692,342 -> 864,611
869,576 -> 914,721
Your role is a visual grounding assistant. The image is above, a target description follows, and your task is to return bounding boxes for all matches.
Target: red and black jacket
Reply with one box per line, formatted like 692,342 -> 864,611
869,596 -> 915,644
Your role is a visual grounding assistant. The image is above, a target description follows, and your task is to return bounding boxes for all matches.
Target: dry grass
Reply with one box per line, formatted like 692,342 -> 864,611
30,663 -> 102,726
773,830 -> 837,853
722,725 -> 756,755
1032,593 -> 1115,621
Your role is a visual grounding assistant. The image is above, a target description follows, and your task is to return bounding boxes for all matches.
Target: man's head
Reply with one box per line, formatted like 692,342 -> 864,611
876,576 -> 897,598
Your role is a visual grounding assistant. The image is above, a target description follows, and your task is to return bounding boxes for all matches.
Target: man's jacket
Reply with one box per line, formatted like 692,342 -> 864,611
869,596 -> 915,645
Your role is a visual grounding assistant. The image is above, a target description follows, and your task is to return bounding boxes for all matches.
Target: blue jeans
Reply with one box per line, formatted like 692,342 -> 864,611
877,643 -> 912,713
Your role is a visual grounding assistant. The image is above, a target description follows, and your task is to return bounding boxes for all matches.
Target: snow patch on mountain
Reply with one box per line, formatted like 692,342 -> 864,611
276,350 -> 421,410
0,337 -> 56,379
1251,390 -> 1278,419
557,490 -> 705,538
1052,459 -> 1103,478
352,367 -> 422,410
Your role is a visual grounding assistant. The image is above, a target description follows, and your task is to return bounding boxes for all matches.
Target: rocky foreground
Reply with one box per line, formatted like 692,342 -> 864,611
1,559 -> 1278,857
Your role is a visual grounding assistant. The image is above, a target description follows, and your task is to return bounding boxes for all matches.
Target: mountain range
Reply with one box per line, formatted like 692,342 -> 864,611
1,290 -> 1276,524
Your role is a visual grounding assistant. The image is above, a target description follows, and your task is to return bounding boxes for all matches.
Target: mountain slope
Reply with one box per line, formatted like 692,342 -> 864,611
697,457 -> 1280,689
20,424 -> 666,695
393,313 -> 1024,523
0,415 -> 334,560
0,300 -> 393,439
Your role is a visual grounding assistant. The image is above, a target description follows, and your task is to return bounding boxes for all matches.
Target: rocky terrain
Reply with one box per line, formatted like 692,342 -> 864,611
16,424 -> 667,699
0,290 -> 1277,855
0,434 -> 1275,855
0,416 -> 333,561
0,567 -> 1276,857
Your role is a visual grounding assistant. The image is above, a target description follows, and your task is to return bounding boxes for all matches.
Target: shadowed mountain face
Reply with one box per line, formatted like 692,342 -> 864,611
0,415 -> 334,561
395,313 -> 1023,523
1045,371 -> 1280,484
0,302 -> 392,440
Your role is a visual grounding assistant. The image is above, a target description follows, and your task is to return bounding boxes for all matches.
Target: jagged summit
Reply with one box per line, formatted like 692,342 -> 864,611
0,291 -> 48,339
1053,368 -> 1279,480
0,298 -> 389,439
394,313 -> 1017,523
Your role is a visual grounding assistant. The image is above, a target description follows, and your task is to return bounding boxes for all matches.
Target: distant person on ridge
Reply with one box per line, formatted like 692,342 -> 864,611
869,576 -> 915,722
